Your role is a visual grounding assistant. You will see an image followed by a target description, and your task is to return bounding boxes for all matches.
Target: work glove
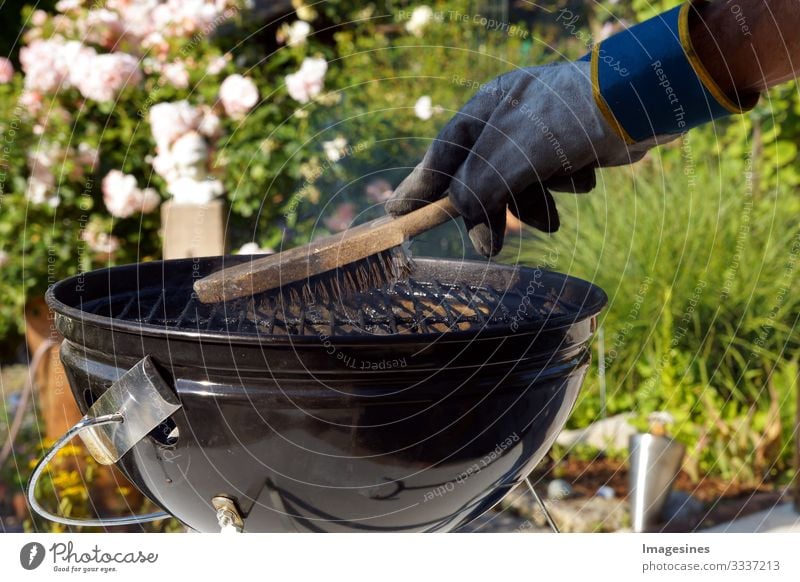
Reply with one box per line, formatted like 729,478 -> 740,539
387,2 -> 758,257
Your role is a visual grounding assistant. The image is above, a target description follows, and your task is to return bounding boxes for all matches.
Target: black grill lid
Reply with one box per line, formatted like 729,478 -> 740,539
47,256 -> 606,340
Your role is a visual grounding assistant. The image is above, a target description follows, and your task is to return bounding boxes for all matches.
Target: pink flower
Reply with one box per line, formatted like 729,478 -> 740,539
197,106 -> 221,138
324,202 -> 356,232
169,131 -> 209,169
0,57 -> 14,84
83,9 -> 125,48
18,91 -> 43,116
20,39 -> 70,93
23,39 -> 135,102
69,142 -> 99,180
102,170 -> 160,218
142,33 -> 170,60
81,230 -> 120,255
162,61 -> 190,89
322,136 -> 348,162
66,42 -> 99,88
285,57 -> 327,104
365,179 -> 393,203
75,142 -> 99,170
149,100 -> 203,151
75,52 -> 142,102
167,176 -> 224,204
206,55 -> 228,75
219,74 -> 259,119
277,20 -> 312,47
31,10 -> 48,27
55,0 -> 82,11
26,144 -> 59,207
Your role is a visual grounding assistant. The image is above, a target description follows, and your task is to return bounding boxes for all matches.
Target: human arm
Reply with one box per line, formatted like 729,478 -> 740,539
691,0 -> 800,95
386,1 -> 800,257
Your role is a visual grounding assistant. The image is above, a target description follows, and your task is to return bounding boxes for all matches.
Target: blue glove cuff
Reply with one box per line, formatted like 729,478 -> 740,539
586,1 -> 759,144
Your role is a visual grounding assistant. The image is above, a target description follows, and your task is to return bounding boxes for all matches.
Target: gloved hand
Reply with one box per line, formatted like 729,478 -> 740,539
386,3 -> 758,257
386,60 -> 657,257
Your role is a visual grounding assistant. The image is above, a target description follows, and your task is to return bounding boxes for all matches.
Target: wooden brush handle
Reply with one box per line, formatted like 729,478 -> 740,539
193,196 -> 460,303
385,196 -> 459,239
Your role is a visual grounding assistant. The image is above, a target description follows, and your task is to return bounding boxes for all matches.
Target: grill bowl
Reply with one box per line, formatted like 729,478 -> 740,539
47,256 -> 606,532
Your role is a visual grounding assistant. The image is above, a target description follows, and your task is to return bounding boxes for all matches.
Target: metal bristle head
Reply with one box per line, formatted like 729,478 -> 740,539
270,245 -> 413,307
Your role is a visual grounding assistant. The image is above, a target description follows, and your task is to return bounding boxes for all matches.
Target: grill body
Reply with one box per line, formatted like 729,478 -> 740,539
48,256 -> 606,532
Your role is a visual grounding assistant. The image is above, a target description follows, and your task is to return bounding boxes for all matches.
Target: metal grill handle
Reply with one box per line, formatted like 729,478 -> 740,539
27,356 -> 181,528
27,413 -> 171,527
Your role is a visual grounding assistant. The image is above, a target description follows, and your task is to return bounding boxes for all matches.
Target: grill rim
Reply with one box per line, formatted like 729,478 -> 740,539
46,256 -> 608,345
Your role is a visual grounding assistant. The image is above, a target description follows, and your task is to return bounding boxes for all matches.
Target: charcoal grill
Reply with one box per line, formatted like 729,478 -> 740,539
30,255 -> 606,532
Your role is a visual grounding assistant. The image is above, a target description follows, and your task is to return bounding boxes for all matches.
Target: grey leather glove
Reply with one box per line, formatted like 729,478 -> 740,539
386,61 -> 663,256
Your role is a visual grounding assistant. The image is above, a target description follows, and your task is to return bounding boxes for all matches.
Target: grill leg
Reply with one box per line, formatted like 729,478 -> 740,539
525,477 -> 560,533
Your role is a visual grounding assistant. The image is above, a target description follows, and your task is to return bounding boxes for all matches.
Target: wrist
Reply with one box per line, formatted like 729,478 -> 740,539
688,1 -> 761,96
588,1 -> 759,144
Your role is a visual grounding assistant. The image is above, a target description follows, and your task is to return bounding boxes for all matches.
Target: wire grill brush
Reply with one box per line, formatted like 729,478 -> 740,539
193,197 -> 458,304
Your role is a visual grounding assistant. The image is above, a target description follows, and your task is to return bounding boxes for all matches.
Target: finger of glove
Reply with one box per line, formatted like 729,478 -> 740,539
464,208 -> 507,258
386,86 -> 499,217
508,183 -> 560,233
446,98 -> 544,231
543,166 -> 597,194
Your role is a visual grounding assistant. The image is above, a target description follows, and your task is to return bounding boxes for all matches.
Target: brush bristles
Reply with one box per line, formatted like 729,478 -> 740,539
269,246 -> 413,307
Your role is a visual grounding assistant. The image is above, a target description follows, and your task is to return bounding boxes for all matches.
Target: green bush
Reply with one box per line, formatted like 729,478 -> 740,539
0,0 -> 516,338
511,131 -> 799,485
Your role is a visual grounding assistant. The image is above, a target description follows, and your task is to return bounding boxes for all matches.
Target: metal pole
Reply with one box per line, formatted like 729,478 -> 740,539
598,326 -> 606,419
525,477 -> 560,533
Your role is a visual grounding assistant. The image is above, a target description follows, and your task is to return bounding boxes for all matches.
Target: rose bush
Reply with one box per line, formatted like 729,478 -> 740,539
0,0 -> 520,339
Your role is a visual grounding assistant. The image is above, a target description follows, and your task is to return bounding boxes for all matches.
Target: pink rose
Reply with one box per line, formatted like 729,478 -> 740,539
277,20 -> 312,47
26,144 -> 59,207
365,179 -> 393,203
20,39 -> 70,93
19,91 -> 43,116
102,170 -> 160,218
31,10 -> 48,27
197,106 -> 221,138
66,42 -> 99,89
75,142 -> 99,170
167,176 -> 224,204
81,230 -> 120,256
149,100 -> 203,151
0,57 -> 14,84
285,57 -> 327,104
75,52 -> 142,102
55,0 -> 82,11
324,202 -> 356,232
206,55 -> 228,75
219,74 -> 259,119
162,61 -> 190,89
83,9 -> 125,48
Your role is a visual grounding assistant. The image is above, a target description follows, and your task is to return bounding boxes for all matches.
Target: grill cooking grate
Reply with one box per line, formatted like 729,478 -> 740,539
81,277 -> 569,337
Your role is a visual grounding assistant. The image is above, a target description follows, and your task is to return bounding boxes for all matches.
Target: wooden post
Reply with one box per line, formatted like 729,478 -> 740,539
161,200 -> 228,259
23,298 -> 80,441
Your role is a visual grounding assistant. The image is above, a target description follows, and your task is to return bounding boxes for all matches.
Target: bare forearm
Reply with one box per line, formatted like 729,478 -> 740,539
691,0 -> 800,98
